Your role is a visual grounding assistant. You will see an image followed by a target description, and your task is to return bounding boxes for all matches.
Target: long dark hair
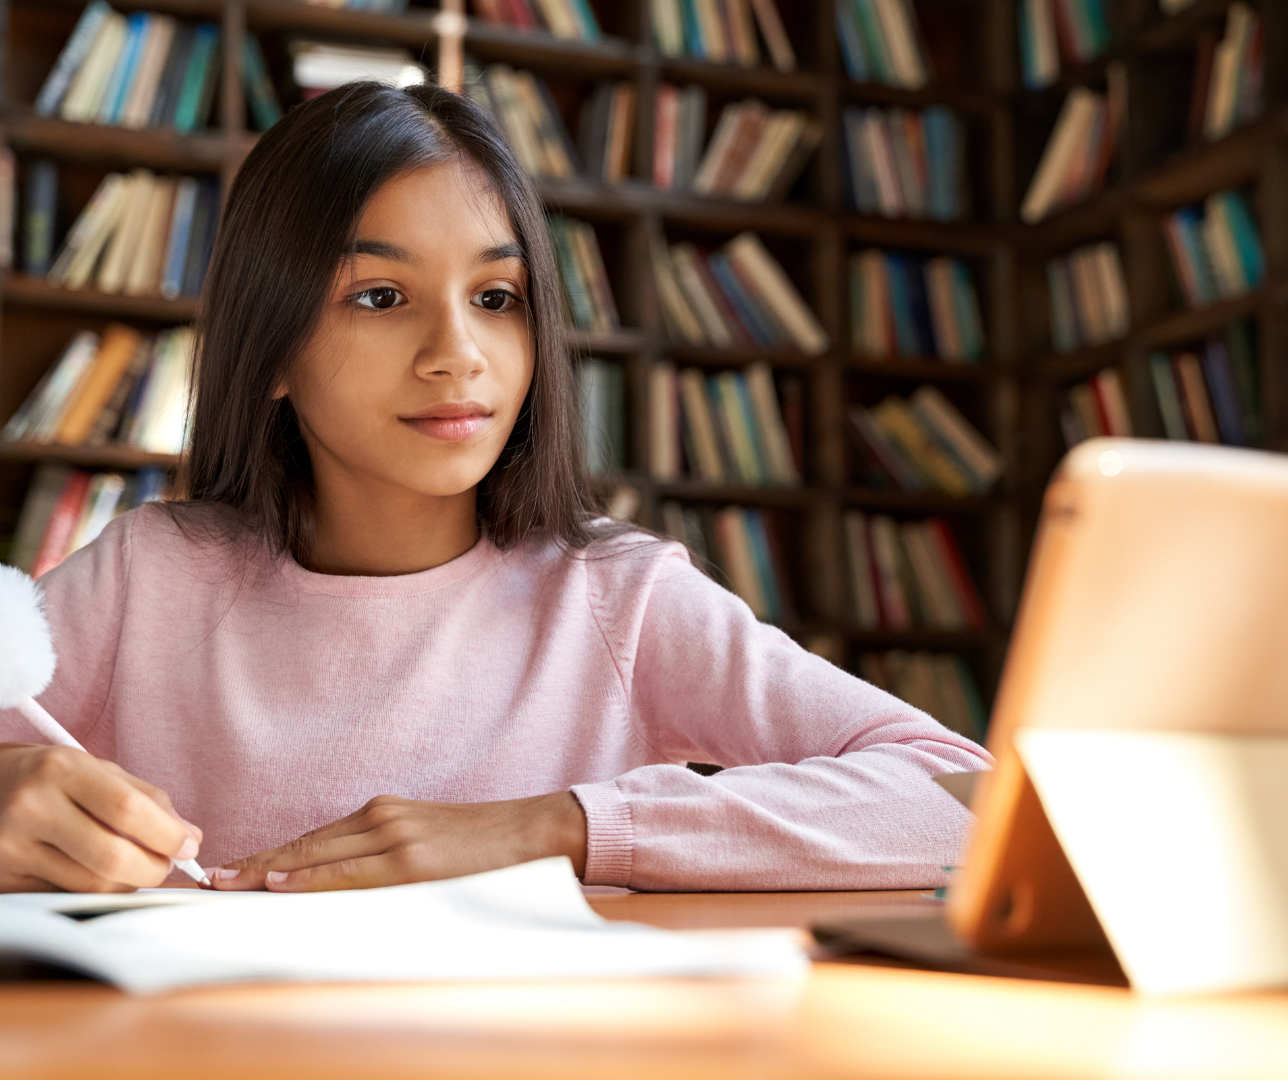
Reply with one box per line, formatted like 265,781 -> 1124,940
185,81 -> 599,561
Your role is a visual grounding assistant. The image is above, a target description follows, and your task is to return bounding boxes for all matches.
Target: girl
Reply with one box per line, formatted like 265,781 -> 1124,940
0,83 -> 989,895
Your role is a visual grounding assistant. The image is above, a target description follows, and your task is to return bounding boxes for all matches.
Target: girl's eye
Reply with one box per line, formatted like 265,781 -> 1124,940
352,287 -> 405,311
474,288 -> 521,313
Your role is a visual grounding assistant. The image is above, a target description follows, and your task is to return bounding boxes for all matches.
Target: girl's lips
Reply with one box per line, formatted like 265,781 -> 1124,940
402,415 -> 490,441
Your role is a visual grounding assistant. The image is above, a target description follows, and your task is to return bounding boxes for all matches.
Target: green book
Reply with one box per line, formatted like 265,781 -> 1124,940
172,23 -> 219,134
244,34 -> 282,132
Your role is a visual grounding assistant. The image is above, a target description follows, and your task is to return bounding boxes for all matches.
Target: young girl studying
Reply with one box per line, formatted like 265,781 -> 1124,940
0,83 -> 990,895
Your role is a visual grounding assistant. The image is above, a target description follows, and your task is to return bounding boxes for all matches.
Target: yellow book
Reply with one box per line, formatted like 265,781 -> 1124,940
55,323 -> 143,446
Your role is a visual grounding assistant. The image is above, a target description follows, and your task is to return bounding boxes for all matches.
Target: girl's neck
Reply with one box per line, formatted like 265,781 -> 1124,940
302,482 -> 480,578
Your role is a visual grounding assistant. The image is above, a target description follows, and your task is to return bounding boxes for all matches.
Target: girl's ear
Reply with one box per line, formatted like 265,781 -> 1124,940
271,379 -> 289,401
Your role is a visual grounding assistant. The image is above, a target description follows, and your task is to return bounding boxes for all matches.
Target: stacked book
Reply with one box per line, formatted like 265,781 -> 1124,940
1058,367 -> 1133,449
1047,241 -> 1129,353
577,82 -> 636,183
471,0 -> 601,40
548,216 -> 619,332
3,325 -> 196,457
1200,2 -> 1263,142
579,358 -> 625,476
843,511 -> 987,633
651,0 -> 796,73
678,98 -> 821,202
648,361 -> 802,487
848,386 -> 1004,495
292,43 -> 427,98
659,501 -> 794,624
842,106 -> 968,221
1020,67 -> 1125,224
34,2 -> 236,133
1018,0 -> 1111,90
651,85 -> 708,191
1164,190 -> 1265,310
835,0 -> 931,89
1149,324 -> 1260,447
31,166 -> 217,298
10,464 -> 169,578
857,651 -> 985,740
851,251 -> 985,362
651,233 -> 829,354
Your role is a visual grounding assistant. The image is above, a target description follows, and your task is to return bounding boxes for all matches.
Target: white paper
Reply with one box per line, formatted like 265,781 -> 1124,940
0,857 -> 807,994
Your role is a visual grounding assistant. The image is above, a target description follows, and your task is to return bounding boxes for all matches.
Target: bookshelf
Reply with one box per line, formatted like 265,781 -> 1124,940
0,0 -> 1070,720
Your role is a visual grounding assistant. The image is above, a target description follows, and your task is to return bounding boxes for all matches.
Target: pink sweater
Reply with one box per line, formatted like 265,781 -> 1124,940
0,505 -> 990,890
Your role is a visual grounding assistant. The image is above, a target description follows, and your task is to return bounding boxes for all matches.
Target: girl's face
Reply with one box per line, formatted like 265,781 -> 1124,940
282,160 -> 535,506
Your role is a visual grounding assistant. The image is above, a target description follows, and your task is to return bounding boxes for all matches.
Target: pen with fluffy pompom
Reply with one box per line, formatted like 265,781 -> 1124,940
0,564 -> 210,885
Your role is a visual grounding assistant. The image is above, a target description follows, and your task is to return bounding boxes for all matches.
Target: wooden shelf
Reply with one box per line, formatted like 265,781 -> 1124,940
843,215 -> 1003,255
1136,284 -> 1283,351
843,355 -> 1004,382
838,78 -> 999,116
0,111 -> 229,171
661,343 -> 823,368
841,489 -> 996,514
0,441 -> 182,470
1031,339 -> 1128,383
1,274 -> 200,321
657,59 -> 824,103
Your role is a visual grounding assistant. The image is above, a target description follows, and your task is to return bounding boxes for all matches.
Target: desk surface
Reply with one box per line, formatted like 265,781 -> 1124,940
3,887 -> 1287,1080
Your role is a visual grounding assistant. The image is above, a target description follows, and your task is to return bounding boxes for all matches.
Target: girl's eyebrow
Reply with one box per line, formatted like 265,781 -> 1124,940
349,238 -> 418,264
477,242 -> 524,265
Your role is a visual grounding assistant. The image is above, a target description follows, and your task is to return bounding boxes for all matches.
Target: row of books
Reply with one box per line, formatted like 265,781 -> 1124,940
579,358 -> 625,476
844,511 -> 986,633
648,362 -> 802,487
681,97 -> 821,203
850,251 -> 985,363
34,2 -> 279,133
843,106 -> 968,222
471,0 -> 601,41
651,233 -> 829,354
3,326 -> 196,457
848,387 -> 1005,496
651,0 -> 796,73
298,0 -> 408,12
1047,241 -> 1129,353
1021,68 -> 1125,224
1151,331 -> 1260,447
1164,190 -> 1265,310
660,502 -> 794,624
548,216 -> 619,333
1058,366 -> 1132,448
9,465 -> 169,578
292,42 -> 426,99
34,166 -> 217,299
835,0 -> 931,89
1200,3 -> 1263,143
857,651 -> 985,740
1018,0 -> 1111,90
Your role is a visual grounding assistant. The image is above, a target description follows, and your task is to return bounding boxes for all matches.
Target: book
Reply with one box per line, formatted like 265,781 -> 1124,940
55,323 -> 143,446
160,177 -> 199,299
868,515 -> 912,629
1047,242 -> 1129,350
579,358 -> 625,475
0,150 -> 11,271
34,0 -> 113,116
60,9 -> 127,123
1021,84 -> 1115,223
97,11 -> 150,126
291,41 -> 425,95
1174,351 -> 1220,443
648,363 -> 681,481
843,106 -> 968,221
910,386 -> 1004,491
0,859 -> 802,993
744,363 -> 799,485
1205,3 -> 1261,142
64,472 -> 127,558
244,34 -> 284,131
748,0 -> 795,72
843,511 -> 881,629
172,23 -> 220,133
3,331 -> 101,443
1164,191 -> 1263,310
853,252 -> 986,363
678,368 -> 726,481
8,465 -> 72,574
652,83 -> 681,189
46,172 -> 128,288
1019,0 -> 1059,89
652,0 -> 685,56
22,159 -> 59,278
724,233 -> 828,354
30,470 -> 93,578
1150,353 -> 1189,441
119,15 -> 177,129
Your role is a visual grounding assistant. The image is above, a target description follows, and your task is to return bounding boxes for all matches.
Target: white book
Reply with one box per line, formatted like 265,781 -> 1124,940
1023,0 -> 1059,88
744,362 -> 799,485
1202,197 -> 1247,297
47,173 -> 129,288
843,510 -> 881,629
1205,3 -> 1256,141
60,12 -> 127,123
64,471 -> 126,558
651,0 -> 685,56
1020,86 -> 1102,223
124,177 -> 176,296
119,16 -> 177,130
1093,243 -> 1130,339
96,170 -> 156,294
725,233 -> 829,355
0,858 -> 803,994
872,0 -> 929,90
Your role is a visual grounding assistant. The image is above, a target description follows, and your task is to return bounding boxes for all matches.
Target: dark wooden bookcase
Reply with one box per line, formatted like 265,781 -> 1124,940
25,0 -> 1273,713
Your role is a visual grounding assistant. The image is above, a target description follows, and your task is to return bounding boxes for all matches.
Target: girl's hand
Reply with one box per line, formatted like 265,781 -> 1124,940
0,743 -> 203,893
210,792 -> 588,892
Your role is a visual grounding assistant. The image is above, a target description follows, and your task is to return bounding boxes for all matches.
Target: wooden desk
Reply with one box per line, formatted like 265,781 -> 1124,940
2,888 -> 1287,1080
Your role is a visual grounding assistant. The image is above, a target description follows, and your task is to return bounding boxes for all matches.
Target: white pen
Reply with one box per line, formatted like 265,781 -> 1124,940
14,697 -> 211,885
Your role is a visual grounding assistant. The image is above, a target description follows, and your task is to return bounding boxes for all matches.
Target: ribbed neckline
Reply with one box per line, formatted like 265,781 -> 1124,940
275,535 -> 500,597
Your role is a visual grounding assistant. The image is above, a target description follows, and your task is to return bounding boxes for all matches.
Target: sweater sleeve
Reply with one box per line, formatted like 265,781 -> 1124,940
571,546 -> 992,891
0,512 -> 132,755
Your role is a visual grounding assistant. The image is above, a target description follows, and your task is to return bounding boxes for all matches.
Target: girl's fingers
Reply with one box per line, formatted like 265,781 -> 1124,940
58,754 -> 195,862
22,840 -> 134,894
42,790 -> 173,888
263,854 -> 402,893
212,830 -> 385,889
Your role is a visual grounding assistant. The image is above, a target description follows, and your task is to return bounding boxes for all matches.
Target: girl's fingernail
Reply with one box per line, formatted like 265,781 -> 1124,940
214,868 -> 241,882
176,837 -> 200,860
266,871 -> 289,886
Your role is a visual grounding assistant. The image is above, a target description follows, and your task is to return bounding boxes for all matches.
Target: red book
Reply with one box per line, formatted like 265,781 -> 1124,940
31,471 -> 92,578
653,83 -> 680,189
924,518 -> 988,631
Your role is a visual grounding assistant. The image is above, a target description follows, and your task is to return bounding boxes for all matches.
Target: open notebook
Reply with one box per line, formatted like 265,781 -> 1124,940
0,857 -> 806,994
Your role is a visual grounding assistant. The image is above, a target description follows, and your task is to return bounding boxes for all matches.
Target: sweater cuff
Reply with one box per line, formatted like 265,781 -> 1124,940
570,779 -> 634,888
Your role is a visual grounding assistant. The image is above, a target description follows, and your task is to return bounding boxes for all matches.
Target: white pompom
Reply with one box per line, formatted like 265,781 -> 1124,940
0,564 -> 57,708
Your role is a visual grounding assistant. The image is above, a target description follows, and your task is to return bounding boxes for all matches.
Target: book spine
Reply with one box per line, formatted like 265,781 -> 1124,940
31,471 -> 93,578
35,0 -> 113,116
678,368 -> 726,481
1174,351 -> 1220,443
172,24 -> 220,134
648,363 -> 681,481
747,0 -> 795,72
843,511 -> 881,628
1201,340 -> 1246,446
244,35 -> 284,131
1150,352 -> 1190,440
98,12 -> 150,125
160,178 -> 199,299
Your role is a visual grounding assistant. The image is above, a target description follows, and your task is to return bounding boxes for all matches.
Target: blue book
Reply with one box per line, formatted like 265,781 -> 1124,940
1218,191 -> 1266,289
836,0 -> 870,82
99,12 -> 150,125
34,0 -> 112,116
843,108 -> 880,213
734,374 -> 771,480
680,0 -> 704,59
923,107 -> 964,221
565,0 -> 601,42
707,253 -> 777,346
1080,0 -> 1110,56
884,256 -> 920,357
160,178 -> 199,300
742,510 -> 783,623
904,259 -> 938,356
1172,208 -> 1217,305
952,261 -> 985,361
1202,340 -> 1246,446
